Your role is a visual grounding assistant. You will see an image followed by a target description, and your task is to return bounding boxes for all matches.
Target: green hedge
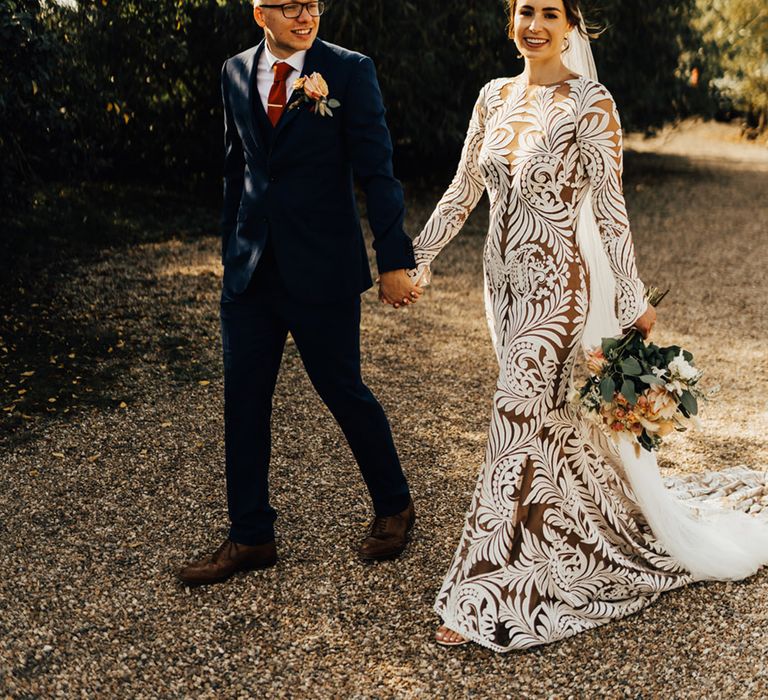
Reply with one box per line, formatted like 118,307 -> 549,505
1,0 -> 722,205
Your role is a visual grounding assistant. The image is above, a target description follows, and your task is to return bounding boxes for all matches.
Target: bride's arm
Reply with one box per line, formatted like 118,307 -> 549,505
577,84 -> 648,329
409,83 -> 490,285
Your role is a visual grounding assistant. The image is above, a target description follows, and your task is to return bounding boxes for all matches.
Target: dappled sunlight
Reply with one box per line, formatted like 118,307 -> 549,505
158,261 -> 222,279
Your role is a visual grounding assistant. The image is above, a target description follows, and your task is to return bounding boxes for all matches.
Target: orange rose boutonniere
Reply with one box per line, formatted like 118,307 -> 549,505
289,72 -> 341,117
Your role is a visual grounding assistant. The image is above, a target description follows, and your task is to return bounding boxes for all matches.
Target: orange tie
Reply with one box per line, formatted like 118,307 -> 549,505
267,62 -> 293,127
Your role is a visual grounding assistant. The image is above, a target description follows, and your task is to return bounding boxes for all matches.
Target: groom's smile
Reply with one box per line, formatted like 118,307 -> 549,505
253,1 -> 321,59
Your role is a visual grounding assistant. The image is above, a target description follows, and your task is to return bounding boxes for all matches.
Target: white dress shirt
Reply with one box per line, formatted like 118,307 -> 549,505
256,44 -> 307,113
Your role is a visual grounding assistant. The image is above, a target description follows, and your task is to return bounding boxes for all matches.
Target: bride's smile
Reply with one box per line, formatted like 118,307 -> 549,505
522,36 -> 550,49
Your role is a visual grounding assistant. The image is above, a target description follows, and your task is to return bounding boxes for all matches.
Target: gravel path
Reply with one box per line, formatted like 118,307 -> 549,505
2,134 -> 767,698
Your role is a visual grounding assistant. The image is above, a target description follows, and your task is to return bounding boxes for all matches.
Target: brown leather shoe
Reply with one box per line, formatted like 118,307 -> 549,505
177,539 -> 277,586
358,500 -> 415,561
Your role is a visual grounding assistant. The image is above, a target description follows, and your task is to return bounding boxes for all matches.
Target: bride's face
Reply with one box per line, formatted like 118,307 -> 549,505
512,1 -> 572,61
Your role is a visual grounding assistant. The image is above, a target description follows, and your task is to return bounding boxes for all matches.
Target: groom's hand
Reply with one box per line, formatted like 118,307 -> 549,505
378,269 -> 423,309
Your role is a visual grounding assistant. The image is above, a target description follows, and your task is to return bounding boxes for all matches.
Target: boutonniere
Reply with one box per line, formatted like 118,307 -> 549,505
289,72 -> 341,117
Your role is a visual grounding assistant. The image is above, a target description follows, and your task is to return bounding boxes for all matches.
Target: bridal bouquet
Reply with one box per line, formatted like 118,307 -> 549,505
577,289 -> 704,453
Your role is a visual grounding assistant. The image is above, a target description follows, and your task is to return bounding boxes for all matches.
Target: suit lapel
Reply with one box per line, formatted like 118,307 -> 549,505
245,40 -> 268,152
272,39 -> 325,143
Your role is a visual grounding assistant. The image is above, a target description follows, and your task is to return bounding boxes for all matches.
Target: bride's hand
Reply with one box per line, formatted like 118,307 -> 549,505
633,305 -> 657,339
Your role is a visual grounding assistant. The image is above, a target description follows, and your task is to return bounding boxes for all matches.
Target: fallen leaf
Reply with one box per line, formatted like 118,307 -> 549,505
52,452 -> 65,459
119,401 -> 127,409
21,371 -> 35,377
87,455 -> 100,463
161,421 -> 172,428
198,380 -> 210,386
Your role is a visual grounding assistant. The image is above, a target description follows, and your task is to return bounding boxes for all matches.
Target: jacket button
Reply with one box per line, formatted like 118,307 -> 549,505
269,176 -> 277,183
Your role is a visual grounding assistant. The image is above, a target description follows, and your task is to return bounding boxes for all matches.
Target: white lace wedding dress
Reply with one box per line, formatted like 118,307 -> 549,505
411,74 -> 768,652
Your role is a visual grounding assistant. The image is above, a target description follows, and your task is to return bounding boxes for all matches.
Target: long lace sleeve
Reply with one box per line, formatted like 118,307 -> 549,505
409,83 -> 489,285
577,84 -> 647,328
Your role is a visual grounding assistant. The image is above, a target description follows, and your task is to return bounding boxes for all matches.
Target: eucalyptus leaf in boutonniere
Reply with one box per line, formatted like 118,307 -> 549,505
289,72 -> 341,117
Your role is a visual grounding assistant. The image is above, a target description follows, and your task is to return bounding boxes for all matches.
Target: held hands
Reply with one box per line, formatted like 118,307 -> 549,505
633,305 -> 657,339
378,269 -> 423,309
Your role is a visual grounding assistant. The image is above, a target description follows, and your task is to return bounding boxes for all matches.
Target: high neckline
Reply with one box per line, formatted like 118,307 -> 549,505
521,74 -> 581,88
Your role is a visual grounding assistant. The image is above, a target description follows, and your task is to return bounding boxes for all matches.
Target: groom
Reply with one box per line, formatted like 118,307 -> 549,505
178,0 -> 422,586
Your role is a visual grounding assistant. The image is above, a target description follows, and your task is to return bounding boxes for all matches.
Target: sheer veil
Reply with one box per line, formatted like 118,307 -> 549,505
562,17 -> 621,351
562,14 -> 768,581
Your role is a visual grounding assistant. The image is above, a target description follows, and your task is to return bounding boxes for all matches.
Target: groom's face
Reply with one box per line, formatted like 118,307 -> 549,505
253,1 -> 320,59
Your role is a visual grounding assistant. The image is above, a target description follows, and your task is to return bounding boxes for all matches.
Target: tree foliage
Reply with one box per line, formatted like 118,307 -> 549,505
584,0 -> 703,129
0,0 -> 758,207
694,0 -> 768,128
0,1 -> 71,203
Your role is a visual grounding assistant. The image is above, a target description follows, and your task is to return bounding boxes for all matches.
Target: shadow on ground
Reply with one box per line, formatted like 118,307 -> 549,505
1,148 -> 767,697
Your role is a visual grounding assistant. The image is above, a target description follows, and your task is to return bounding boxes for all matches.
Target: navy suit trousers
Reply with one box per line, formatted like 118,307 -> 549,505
220,244 -> 411,545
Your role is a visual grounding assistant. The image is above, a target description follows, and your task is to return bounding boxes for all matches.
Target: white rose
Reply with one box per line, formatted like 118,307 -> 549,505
668,352 -> 699,382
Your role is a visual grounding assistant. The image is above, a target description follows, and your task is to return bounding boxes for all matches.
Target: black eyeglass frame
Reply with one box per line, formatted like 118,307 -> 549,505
258,2 -> 325,19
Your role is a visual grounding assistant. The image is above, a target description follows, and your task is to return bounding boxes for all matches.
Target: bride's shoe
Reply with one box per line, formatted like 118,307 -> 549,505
435,625 -> 468,646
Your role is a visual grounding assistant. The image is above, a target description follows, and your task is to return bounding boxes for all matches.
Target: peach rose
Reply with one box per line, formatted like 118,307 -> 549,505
586,349 -> 606,375
302,72 -> 329,101
645,385 -> 678,420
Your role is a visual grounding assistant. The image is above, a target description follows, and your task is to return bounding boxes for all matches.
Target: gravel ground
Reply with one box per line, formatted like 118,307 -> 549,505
1,133 -> 767,698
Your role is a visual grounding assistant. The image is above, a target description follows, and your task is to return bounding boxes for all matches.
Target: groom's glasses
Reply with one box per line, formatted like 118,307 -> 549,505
260,2 -> 325,18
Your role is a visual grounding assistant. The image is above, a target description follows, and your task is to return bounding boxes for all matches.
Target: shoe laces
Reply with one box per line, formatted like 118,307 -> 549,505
371,517 -> 389,538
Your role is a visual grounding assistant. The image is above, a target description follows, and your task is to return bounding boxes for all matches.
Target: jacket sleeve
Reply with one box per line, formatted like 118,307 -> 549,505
220,61 -> 246,264
409,83 -> 489,285
577,83 -> 647,328
343,56 -> 415,273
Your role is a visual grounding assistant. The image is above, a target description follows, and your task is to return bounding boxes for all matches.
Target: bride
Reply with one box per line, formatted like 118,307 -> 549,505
408,0 -> 768,650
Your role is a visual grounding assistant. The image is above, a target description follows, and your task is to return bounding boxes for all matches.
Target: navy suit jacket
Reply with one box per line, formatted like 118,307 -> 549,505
220,38 -> 416,302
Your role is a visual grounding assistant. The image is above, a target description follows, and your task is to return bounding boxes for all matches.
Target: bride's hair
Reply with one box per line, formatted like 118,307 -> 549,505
506,0 -> 590,39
